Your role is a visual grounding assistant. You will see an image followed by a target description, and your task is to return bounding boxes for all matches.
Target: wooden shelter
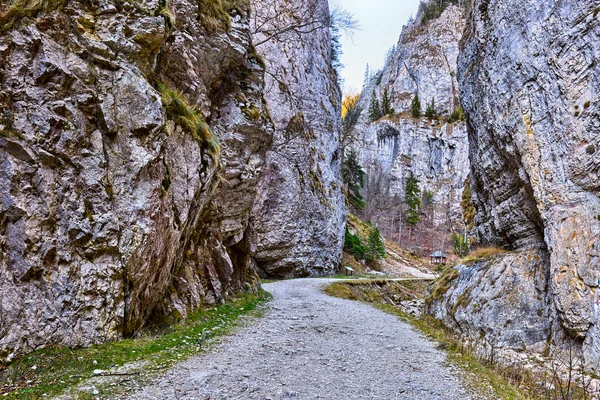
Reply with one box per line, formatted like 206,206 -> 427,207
430,251 -> 447,265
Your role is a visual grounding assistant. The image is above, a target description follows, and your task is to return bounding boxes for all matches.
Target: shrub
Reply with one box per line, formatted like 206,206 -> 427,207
447,106 -> 465,123
451,232 -> 469,258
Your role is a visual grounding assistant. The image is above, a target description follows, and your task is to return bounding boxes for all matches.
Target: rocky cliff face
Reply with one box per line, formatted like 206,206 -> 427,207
0,0 -> 343,362
353,4 -> 469,239
249,0 -> 346,278
428,0 -> 600,367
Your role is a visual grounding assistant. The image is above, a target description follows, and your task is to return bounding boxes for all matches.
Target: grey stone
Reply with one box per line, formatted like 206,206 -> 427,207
429,0 -> 600,370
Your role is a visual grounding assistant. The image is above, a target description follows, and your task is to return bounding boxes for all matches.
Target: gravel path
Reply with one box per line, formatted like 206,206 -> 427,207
131,278 -> 477,399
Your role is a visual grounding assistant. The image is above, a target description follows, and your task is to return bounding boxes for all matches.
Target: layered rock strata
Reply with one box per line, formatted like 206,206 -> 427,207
428,0 -> 600,368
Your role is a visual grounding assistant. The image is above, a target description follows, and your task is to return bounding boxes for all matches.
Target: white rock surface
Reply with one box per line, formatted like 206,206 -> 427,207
353,4 -> 469,232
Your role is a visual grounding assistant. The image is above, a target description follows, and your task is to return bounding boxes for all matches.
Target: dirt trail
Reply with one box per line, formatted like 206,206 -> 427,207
131,278 -> 479,399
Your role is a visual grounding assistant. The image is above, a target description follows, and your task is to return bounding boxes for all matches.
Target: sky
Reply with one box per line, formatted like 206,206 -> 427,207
336,0 -> 421,94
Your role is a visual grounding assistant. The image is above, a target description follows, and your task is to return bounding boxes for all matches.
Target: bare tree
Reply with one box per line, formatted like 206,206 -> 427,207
250,0 -> 358,150
250,0 -> 358,48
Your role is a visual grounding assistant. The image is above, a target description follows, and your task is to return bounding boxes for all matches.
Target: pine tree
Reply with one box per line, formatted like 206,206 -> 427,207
368,90 -> 382,122
362,64 -> 370,88
381,88 -> 393,117
404,172 -> 421,226
341,148 -> 366,210
452,232 -> 469,258
344,229 -> 366,260
330,23 -> 343,75
365,226 -> 386,261
411,93 -> 421,118
425,97 -> 438,120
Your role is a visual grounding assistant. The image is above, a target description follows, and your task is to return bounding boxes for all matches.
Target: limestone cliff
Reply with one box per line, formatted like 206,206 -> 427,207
0,0 -> 343,361
249,0 -> 346,278
428,0 -> 600,367
353,3 -> 469,245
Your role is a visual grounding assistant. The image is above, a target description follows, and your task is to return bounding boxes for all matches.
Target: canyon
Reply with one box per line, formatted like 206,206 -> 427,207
1,0 -> 600,396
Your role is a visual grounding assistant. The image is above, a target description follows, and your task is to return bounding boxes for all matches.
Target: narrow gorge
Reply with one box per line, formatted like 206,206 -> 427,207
1,0 -> 600,398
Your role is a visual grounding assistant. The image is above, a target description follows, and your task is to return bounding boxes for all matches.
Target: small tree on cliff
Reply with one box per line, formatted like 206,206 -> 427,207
452,232 -> 469,258
368,90 -> 382,121
341,148 -> 366,210
365,226 -> 386,261
411,93 -> 421,118
381,88 -> 394,117
425,97 -> 438,120
404,172 -> 421,226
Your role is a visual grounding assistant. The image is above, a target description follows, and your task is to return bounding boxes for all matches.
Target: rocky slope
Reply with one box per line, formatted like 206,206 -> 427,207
0,0 -> 343,362
428,0 -> 600,368
353,4 -> 469,240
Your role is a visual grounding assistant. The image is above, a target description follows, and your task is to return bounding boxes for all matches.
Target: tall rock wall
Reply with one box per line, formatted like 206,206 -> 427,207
249,0 -> 346,278
0,0 -> 343,361
353,3 -> 469,241
428,0 -> 600,367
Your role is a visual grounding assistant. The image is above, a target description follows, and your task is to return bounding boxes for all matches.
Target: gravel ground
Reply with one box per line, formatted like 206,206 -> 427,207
130,278 -> 479,400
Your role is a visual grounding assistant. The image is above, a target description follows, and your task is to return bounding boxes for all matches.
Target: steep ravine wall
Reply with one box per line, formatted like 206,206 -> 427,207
428,0 -> 600,368
250,0 -> 346,278
353,4 -> 469,237
0,0 -> 343,362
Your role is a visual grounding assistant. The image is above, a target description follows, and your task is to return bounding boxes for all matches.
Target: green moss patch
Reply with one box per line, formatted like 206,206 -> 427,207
0,0 -> 67,31
0,291 -> 271,399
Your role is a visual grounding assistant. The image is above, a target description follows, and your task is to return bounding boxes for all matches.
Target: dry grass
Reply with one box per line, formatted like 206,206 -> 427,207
0,0 -> 66,31
460,246 -> 508,265
323,279 -> 430,304
197,0 -> 250,32
425,265 -> 459,305
324,280 -> 541,400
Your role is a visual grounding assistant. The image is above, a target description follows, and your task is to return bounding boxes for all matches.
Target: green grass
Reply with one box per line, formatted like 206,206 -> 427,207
324,281 -> 533,400
0,291 -> 271,399
157,82 -> 220,159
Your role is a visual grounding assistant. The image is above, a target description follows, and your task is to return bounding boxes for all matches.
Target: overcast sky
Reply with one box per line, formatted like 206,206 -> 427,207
336,0 -> 421,94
